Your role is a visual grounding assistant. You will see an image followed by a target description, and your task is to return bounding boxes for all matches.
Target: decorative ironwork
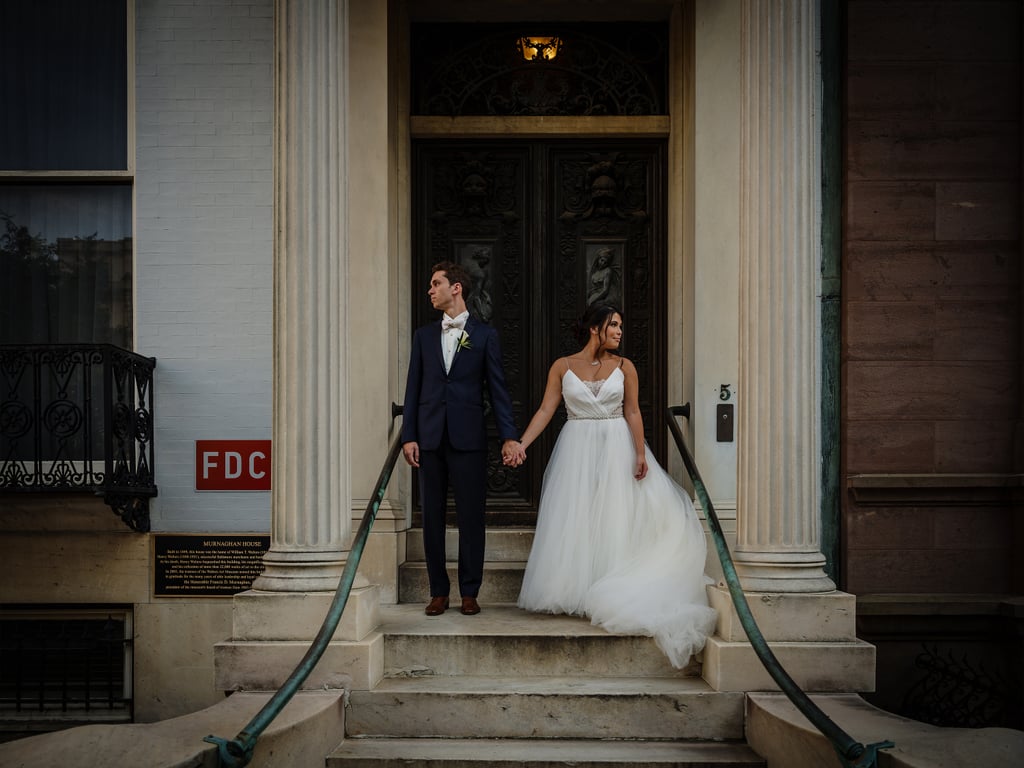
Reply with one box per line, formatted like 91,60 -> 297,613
412,23 -> 667,117
554,145 -> 664,449
0,344 -> 157,532
0,613 -> 132,720
901,643 -> 1010,728
517,36 -> 561,62
412,140 -> 665,518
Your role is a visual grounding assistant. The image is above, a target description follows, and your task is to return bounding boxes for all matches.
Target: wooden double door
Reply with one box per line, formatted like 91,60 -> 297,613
411,139 -> 667,523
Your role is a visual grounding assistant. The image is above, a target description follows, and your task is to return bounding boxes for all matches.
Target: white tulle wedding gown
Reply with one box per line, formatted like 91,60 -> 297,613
517,366 -> 717,668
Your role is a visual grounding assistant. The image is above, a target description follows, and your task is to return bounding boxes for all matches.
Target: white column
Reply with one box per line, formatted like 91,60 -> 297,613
253,0 -> 350,592
735,0 -> 835,593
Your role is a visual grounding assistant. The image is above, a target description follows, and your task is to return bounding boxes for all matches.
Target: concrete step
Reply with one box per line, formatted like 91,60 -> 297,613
405,527 -> 536,562
346,675 -> 745,740
379,604 -> 700,678
399,561 -> 526,603
328,738 -> 766,767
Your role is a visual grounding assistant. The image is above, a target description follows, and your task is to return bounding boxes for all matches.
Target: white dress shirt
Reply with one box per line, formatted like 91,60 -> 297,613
441,311 -> 469,372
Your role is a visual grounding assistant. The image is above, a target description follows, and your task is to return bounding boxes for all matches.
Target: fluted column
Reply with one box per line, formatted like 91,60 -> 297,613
253,0 -> 349,592
735,0 -> 835,593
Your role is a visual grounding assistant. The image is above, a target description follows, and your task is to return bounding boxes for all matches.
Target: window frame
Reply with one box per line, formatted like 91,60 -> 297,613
0,0 -> 135,346
0,606 -> 135,729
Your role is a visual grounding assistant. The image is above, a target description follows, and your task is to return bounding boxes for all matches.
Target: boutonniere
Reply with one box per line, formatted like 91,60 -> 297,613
457,330 -> 472,351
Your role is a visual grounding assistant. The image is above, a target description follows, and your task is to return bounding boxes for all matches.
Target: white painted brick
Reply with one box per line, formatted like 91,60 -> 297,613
136,0 -> 274,534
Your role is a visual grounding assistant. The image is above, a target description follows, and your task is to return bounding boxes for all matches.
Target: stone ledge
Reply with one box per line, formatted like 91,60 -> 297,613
709,586 -> 857,642
856,593 -> 1024,617
231,584 -> 381,641
328,738 -> 765,768
0,691 -> 344,768
214,633 -> 384,691
702,637 -> 876,693
746,692 -> 1024,768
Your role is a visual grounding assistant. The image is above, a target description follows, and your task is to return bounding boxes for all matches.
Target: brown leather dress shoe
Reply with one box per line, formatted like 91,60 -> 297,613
460,596 -> 480,615
425,596 -> 449,616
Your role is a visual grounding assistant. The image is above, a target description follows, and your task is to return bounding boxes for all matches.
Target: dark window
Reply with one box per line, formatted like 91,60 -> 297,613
0,185 -> 133,347
0,0 -> 132,348
0,0 -> 128,171
0,610 -> 133,733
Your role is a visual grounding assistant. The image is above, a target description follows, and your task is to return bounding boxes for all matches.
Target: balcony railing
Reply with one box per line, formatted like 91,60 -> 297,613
0,344 -> 157,532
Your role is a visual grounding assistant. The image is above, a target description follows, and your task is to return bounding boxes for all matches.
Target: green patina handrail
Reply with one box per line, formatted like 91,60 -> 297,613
203,413 -> 406,768
666,404 -> 893,768
203,401 -> 893,767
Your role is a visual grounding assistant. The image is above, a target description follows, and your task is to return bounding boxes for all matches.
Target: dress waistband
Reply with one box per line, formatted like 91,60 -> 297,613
567,410 -> 623,421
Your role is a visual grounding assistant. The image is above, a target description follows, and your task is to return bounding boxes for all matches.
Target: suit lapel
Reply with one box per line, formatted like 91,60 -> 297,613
449,316 -> 475,372
431,321 -> 446,371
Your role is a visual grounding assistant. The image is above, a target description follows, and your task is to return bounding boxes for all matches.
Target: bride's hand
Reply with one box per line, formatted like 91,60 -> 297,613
634,454 -> 648,480
501,439 -> 525,467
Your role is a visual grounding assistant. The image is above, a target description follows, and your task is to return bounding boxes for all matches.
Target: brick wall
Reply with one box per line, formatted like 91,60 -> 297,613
842,0 -> 1022,592
135,0 -> 274,532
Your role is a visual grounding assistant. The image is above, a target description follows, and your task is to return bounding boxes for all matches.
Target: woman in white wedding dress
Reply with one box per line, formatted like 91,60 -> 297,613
510,304 -> 717,668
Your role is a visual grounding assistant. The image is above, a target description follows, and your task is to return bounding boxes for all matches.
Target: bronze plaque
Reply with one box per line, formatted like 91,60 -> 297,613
153,534 -> 269,597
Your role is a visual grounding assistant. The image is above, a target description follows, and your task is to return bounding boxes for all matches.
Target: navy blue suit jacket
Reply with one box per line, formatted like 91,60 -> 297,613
401,316 -> 517,452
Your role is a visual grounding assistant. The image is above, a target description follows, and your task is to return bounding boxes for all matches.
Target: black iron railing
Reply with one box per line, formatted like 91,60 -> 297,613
0,344 -> 157,532
0,611 -> 132,721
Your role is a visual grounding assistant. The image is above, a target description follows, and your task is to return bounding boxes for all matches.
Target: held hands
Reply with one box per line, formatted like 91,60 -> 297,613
502,439 -> 526,467
406,440 -> 524,469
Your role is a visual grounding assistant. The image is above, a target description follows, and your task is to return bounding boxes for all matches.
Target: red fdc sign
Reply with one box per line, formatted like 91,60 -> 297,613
196,440 -> 272,491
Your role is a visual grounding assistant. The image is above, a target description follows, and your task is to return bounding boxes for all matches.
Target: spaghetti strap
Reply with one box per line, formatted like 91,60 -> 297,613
617,357 -> 624,369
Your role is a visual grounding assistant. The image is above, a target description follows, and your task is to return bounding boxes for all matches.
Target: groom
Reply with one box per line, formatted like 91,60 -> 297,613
401,261 -> 521,616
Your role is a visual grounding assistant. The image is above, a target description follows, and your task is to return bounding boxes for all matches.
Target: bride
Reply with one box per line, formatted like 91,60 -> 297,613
508,304 -> 717,668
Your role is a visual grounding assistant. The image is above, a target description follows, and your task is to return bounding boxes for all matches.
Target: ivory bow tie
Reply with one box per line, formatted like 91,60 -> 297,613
442,317 -> 466,332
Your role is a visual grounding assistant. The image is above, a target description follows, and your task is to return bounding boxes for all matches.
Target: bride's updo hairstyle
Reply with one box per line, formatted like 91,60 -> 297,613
573,303 -> 622,348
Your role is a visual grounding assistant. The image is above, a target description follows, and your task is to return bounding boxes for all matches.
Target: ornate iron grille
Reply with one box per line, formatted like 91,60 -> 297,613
0,611 -> 132,724
0,344 -> 156,532
901,643 -> 1012,728
411,23 -> 668,117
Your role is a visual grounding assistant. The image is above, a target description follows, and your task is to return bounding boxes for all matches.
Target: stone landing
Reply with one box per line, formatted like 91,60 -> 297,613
401,528 -> 876,695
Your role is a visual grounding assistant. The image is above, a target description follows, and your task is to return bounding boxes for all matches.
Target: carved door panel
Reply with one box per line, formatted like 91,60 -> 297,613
412,140 -> 665,524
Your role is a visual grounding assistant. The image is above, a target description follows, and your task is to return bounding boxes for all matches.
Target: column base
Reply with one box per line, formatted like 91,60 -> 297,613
702,586 -> 875,693
702,635 -> 876,693
708,585 -> 857,641
215,633 -> 384,691
732,550 -> 837,593
251,547 -> 354,592
231,584 -> 381,641
214,584 -> 384,691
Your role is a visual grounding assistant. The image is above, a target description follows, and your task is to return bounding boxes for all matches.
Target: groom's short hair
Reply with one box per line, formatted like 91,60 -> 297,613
432,260 -> 474,297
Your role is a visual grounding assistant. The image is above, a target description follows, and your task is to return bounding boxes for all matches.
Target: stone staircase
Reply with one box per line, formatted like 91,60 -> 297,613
327,528 -> 765,768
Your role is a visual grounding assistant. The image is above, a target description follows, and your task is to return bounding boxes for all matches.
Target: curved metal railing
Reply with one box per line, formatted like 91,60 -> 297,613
203,401 -> 893,767
666,404 -> 894,768
203,406 -> 406,767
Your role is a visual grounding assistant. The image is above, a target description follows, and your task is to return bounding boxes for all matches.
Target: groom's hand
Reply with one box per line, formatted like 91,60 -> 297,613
402,441 -> 420,467
501,439 -> 525,467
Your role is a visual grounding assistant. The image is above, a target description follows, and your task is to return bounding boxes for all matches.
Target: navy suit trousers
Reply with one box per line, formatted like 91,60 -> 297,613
418,435 -> 488,598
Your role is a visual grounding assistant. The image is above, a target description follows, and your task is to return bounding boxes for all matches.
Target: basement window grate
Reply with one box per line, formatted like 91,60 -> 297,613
0,608 -> 133,731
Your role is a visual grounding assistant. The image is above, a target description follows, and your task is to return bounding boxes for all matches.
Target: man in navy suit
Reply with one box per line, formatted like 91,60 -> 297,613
402,261 -> 521,616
